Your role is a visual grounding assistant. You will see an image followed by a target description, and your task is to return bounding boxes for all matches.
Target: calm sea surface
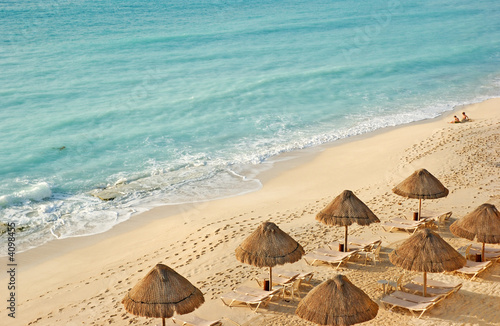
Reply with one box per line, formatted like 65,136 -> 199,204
1,0 -> 499,254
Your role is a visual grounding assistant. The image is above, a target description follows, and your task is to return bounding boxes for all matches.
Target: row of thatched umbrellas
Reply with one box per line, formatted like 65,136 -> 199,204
121,168 -> 500,325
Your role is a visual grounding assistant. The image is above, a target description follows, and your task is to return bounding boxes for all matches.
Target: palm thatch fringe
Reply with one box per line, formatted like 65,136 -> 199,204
235,221 -> 305,268
316,190 -> 380,226
122,264 -> 204,318
296,275 -> 378,326
392,168 -> 449,199
450,203 -> 500,243
389,228 -> 465,272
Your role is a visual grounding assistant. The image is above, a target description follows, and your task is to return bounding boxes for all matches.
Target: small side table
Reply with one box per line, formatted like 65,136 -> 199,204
377,279 -> 388,294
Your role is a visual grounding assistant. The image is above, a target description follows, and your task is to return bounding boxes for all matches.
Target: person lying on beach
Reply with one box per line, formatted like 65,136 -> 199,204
450,116 -> 460,123
461,112 -> 470,122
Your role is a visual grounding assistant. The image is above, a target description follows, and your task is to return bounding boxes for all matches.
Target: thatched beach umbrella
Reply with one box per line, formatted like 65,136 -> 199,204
389,228 -> 465,296
316,190 -> 380,252
122,264 -> 204,326
296,274 -> 378,325
450,203 -> 500,262
392,168 -> 449,220
235,221 -> 305,290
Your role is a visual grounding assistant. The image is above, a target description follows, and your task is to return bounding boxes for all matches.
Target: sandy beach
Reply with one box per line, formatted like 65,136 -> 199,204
1,98 -> 499,326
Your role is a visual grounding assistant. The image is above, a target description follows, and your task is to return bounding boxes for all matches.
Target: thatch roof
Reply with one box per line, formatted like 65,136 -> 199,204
316,190 -> 380,227
392,168 -> 449,199
235,221 -> 305,268
122,264 -> 204,318
296,275 -> 378,326
450,203 -> 500,244
389,228 -> 465,272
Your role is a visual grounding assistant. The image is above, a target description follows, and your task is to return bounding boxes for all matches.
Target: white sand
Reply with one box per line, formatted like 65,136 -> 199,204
1,98 -> 499,326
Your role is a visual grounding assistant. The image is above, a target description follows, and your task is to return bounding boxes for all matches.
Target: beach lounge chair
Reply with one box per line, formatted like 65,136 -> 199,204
220,285 -> 282,312
411,276 -> 462,290
347,236 -> 382,247
273,270 -> 314,298
314,246 -> 360,256
403,277 -> 462,297
220,291 -> 272,312
234,285 -> 282,298
379,274 -> 403,293
390,290 -> 445,304
356,240 -> 382,265
255,274 -> 298,299
432,211 -> 453,231
274,270 -> 314,283
380,294 -> 437,318
381,219 -> 426,234
303,250 -> 355,269
467,247 -> 500,261
469,243 -> 500,253
327,240 -> 366,252
454,260 -> 493,280
172,314 -> 222,326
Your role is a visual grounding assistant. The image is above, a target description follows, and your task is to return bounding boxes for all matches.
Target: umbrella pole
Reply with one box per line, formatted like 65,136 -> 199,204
345,226 -> 348,252
418,199 -> 422,221
482,242 -> 485,262
423,271 -> 427,297
269,267 -> 273,291
163,317 -> 166,326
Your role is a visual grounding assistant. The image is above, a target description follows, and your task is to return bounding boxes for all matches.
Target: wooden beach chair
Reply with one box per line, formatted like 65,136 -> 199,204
172,314 -> 222,326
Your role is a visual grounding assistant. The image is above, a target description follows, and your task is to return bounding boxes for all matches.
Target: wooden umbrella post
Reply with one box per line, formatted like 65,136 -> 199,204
482,242 -> 485,263
345,226 -> 348,252
423,271 -> 427,297
418,199 -> 422,221
269,267 -> 273,291
162,317 -> 166,326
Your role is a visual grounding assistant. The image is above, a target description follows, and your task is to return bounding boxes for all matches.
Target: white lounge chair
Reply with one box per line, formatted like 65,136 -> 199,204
381,219 -> 426,234
172,314 -> 222,326
274,270 -> 314,283
314,246 -> 360,256
403,277 -> 462,298
468,247 -> 500,261
327,240 -> 366,252
347,237 -> 382,247
381,294 -> 437,318
234,285 -> 281,298
432,211 -> 452,231
255,274 -> 298,299
469,243 -> 500,253
303,251 -> 355,269
356,240 -> 382,265
455,260 -> 493,280
220,291 -> 271,312
220,285 -> 281,312
390,290 -> 445,304
411,276 -> 462,290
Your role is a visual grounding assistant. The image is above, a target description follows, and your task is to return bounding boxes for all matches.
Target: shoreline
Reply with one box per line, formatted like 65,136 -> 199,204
7,98 -> 462,266
2,96 -> 494,258
1,97 -> 499,325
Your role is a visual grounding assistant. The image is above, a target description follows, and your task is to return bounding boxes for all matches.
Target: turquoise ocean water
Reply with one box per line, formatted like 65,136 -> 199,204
1,0 -> 500,254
